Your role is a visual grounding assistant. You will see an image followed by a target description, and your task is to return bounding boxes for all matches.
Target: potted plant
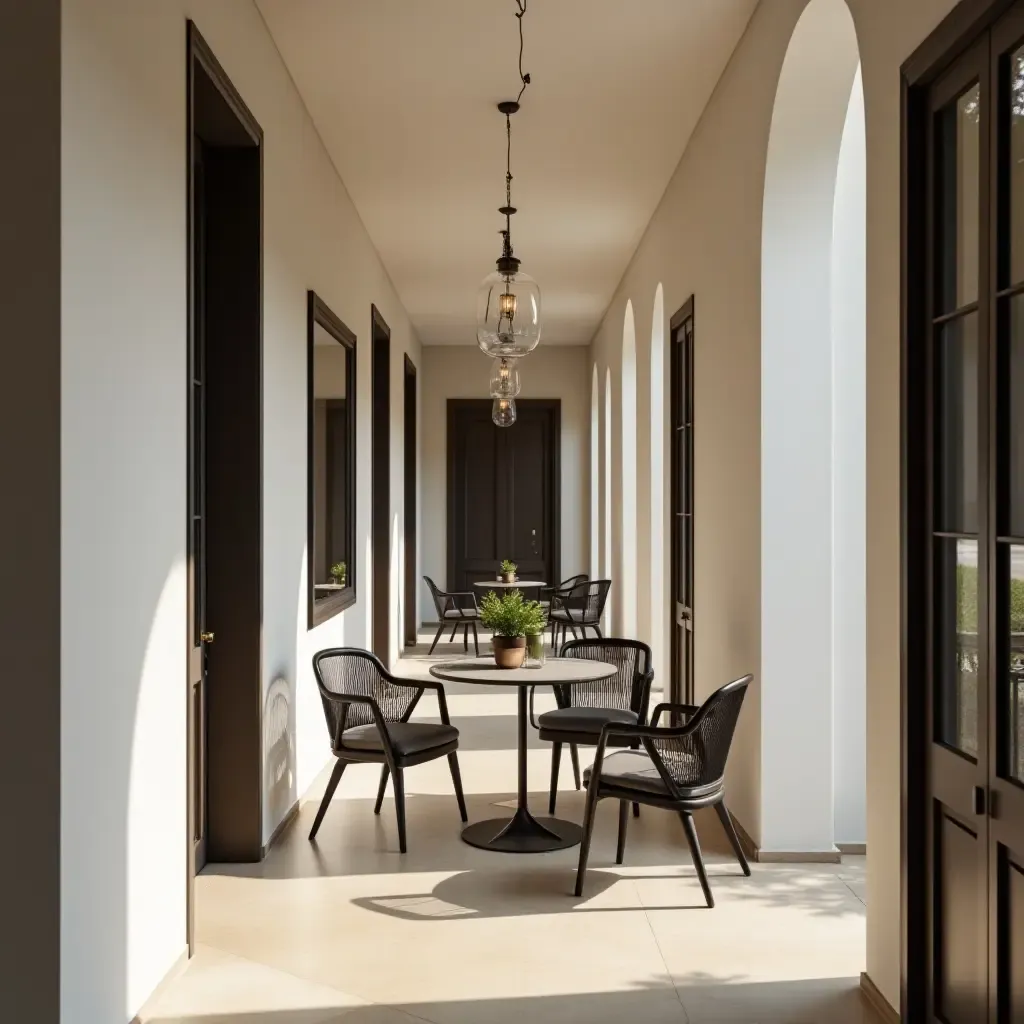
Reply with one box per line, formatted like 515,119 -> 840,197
330,561 -> 347,586
480,589 -> 546,669
500,558 -> 517,584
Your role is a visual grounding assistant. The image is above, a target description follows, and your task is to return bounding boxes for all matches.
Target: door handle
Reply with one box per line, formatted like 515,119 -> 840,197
530,528 -> 538,555
973,785 -> 986,816
201,631 -> 215,644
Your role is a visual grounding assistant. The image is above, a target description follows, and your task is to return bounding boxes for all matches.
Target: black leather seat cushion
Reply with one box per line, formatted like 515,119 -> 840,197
549,608 -> 587,622
537,706 -> 637,733
341,722 -> 458,756
442,608 -> 480,620
584,750 -> 668,795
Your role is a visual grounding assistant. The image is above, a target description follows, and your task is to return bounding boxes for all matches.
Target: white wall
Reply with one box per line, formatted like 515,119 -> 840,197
418,345 -> 589,623
587,0 -> 960,1009
833,67 -> 867,847
61,1 -> 419,1019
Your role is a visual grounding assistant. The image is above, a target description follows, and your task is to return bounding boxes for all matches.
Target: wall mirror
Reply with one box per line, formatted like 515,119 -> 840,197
308,291 -> 357,626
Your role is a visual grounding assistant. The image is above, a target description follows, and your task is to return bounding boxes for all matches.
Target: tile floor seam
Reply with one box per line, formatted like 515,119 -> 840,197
637,880 -> 692,1023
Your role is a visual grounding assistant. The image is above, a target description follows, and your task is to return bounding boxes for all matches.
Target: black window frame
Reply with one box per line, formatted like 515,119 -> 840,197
307,290 -> 357,627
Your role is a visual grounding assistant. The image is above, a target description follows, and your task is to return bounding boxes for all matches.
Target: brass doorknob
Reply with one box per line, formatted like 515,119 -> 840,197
201,631 -> 215,644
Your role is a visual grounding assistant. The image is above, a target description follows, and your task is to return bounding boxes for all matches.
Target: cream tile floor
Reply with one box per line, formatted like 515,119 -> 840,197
140,635 -> 879,1024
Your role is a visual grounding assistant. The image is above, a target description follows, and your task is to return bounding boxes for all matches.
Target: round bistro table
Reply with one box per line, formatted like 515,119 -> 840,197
472,580 -> 548,592
429,656 -> 616,853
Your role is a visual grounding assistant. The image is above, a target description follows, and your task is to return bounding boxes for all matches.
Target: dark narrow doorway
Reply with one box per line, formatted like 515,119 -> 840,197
670,298 -> 695,705
447,399 -> 560,592
404,356 -> 418,648
903,3 -> 1024,1017
371,307 -> 391,663
187,23 -> 263,946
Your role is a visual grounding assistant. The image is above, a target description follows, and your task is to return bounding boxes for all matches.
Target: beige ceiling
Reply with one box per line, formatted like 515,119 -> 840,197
257,0 -> 758,346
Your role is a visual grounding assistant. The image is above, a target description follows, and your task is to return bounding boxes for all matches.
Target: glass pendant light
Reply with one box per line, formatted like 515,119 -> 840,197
489,355 -> 521,398
492,396 -> 517,428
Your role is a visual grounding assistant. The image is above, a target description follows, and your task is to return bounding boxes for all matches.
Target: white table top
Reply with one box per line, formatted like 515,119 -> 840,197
429,657 -> 615,688
472,580 -> 548,588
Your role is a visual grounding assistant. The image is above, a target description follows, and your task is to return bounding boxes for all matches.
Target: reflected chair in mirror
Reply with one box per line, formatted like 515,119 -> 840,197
531,638 -> 654,816
549,579 -> 611,649
573,673 -> 753,906
309,648 -> 468,853
423,576 -> 481,656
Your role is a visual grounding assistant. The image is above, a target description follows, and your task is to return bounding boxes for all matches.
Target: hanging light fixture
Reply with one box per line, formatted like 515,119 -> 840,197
491,396 -> 517,428
489,355 -> 521,398
479,0 -> 541,379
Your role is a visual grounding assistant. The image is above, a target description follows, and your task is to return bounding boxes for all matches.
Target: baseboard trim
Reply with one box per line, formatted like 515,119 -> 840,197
728,813 -> 843,863
860,972 -> 900,1022
262,798 -> 300,857
130,947 -> 190,1024
837,842 -> 867,855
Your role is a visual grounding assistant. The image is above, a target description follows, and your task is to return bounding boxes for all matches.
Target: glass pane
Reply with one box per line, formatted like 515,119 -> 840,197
935,313 -> 980,533
1007,545 -> 1024,781
935,538 -> 979,757
936,84 -> 981,313
1008,297 -> 1024,535
1009,47 -> 1024,283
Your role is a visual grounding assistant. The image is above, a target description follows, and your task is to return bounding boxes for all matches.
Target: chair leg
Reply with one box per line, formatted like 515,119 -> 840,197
373,764 -> 390,815
715,801 -> 751,876
594,624 -> 603,639
633,802 -> 640,818
569,743 -> 581,790
616,800 -> 629,864
680,811 -> 714,908
449,622 -> 459,641
574,785 -> 601,898
472,623 -> 480,656
549,742 -> 562,814
463,622 -> 469,652
308,759 -> 346,840
428,623 -> 445,655
448,752 -> 468,822
393,767 -> 408,854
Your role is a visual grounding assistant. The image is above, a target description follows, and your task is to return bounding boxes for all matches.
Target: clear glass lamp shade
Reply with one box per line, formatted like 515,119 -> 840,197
476,269 -> 542,358
489,356 -> 521,398
491,396 -> 517,427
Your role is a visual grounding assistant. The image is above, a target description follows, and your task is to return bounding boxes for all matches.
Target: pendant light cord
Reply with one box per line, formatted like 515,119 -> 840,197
515,0 -> 531,103
504,1 -> 530,254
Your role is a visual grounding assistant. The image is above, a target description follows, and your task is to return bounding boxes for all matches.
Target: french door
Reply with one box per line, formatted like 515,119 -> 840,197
915,9 -> 1024,1018
670,299 -> 694,704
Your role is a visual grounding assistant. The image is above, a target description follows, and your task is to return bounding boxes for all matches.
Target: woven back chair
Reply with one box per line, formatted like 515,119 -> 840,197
422,576 -> 480,655
549,579 -> 612,647
574,673 -> 754,907
309,648 -> 467,853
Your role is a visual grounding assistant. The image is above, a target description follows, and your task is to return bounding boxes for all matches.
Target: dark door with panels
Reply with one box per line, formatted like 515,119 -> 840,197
447,399 -> 560,593
906,7 -> 1024,1018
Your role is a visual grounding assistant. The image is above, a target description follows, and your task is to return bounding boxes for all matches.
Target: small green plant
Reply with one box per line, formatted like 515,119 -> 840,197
500,559 -> 517,576
330,561 -> 347,584
480,588 -> 545,638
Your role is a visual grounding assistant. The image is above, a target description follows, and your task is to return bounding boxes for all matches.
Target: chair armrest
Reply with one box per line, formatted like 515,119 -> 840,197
444,592 -> 480,615
317,690 -> 390,751
405,678 -> 453,726
651,701 -> 700,728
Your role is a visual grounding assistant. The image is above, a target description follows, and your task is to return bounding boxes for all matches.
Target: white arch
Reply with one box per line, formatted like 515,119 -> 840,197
649,284 -> 666,673
604,367 -> 613,632
620,302 -> 638,637
760,0 -> 862,855
590,364 -> 600,578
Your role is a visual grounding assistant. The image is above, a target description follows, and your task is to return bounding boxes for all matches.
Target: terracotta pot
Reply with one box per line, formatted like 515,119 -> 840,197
503,572 -> 516,583
493,635 -> 527,669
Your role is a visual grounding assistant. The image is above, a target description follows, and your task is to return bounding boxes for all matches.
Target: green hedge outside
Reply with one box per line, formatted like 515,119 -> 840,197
957,564 -> 1024,634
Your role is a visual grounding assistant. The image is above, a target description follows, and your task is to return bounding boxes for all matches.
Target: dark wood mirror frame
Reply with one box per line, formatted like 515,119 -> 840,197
307,291 -> 357,627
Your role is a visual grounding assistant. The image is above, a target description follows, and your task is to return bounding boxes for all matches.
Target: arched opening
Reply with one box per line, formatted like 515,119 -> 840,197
590,364 -> 600,579
760,0 -> 863,854
604,367 -> 614,632
620,301 -> 638,637
649,283 -> 666,673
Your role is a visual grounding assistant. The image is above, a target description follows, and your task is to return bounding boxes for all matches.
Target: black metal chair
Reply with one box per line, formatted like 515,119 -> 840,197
542,574 -> 588,646
574,673 -> 754,906
423,576 -> 481,656
549,579 -> 611,649
308,648 -> 468,853
531,638 -> 654,816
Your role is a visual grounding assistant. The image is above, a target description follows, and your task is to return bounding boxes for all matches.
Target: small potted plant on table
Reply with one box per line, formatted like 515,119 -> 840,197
480,589 -> 545,669
500,559 -> 517,584
330,561 -> 347,587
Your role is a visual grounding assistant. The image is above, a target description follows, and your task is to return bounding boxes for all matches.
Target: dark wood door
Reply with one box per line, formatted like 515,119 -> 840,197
404,357 -> 418,646
909,11 -> 1024,1018
447,399 -> 560,593
371,308 -> 391,662
670,299 -> 695,705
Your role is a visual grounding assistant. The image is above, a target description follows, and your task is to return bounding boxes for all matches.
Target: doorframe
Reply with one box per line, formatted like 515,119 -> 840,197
403,355 -> 418,647
445,398 -> 562,594
900,0 -> 1014,1015
186,21 -> 264,952
669,297 -> 695,706
371,305 -> 391,662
